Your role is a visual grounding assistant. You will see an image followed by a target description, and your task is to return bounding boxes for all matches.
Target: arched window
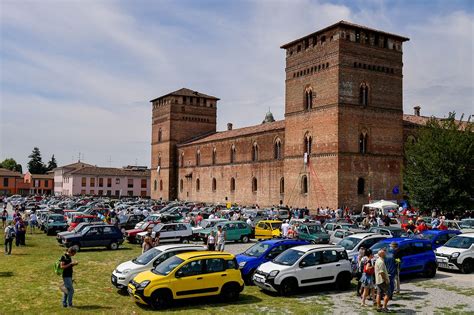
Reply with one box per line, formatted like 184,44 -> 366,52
304,134 -> 312,155
301,175 -> 308,194
274,138 -> 282,160
252,142 -> 259,162
230,145 -> 236,163
212,178 -> 217,192
196,178 -> 200,191
212,148 -> 217,165
158,154 -> 161,168
357,178 -> 365,195
158,128 -> 162,142
196,150 -> 201,166
230,178 -> 236,192
153,180 -> 157,191
159,180 -> 163,191
180,152 -> 184,167
359,132 -> 368,154
305,88 -> 313,110
252,177 -> 258,192
180,179 -> 183,192
280,177 -> 285,194
359,83 -> 369,106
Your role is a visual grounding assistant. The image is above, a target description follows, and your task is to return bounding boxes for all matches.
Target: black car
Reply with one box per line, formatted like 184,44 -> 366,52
56,221 -> 106,244
61,225 -> 124,250
118,214 -> 145,231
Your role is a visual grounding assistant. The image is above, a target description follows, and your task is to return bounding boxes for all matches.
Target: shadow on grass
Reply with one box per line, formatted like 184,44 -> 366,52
257,282 -> 351,300
0,271 -> 14,277
74,305 -> 113,310
78,247 -> 132,253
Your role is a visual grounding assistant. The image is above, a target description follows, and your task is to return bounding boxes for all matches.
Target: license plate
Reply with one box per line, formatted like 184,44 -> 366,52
111,276 -> 117,284
438,262 -> 449,268
254,277 -> 264,283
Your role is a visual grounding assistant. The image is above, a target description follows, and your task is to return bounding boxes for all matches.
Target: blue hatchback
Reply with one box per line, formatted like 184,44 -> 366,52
417,230 -> 461,249
236,239 -> 309,283
370,238 -> 437,278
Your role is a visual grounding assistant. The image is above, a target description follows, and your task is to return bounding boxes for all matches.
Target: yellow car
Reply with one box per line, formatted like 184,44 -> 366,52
254,220 -> 282,240
128,251 -> 244,309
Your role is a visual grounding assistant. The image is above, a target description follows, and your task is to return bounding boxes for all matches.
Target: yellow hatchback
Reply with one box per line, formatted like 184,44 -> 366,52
254,220 -> 283,240
128,251 -> 244,309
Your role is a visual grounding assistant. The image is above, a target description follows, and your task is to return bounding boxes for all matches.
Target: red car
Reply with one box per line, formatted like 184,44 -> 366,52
68,215 -> 101,231
124,221 -> 159,244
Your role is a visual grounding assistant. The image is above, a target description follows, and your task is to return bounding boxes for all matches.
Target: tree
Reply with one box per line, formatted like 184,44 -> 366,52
0,158 -> 22,173
404,113 -> 474,213
27,147 -> 47,174
47,154 -> 58,171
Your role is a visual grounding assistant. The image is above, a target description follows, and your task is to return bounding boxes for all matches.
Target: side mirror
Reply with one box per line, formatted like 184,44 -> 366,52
175,270 -> 183,278
300,261 -> 308,268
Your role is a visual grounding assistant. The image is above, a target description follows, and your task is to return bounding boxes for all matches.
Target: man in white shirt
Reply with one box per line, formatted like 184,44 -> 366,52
281,220 -> 290,238
142,209 -> 149,218
246,217 -> 252,226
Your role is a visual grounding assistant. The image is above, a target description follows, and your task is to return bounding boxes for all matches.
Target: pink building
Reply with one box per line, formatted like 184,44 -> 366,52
54,162 -> 151,197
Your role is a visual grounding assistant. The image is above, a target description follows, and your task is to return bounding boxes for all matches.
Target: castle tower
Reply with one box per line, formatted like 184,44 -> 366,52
281,21 -> 409,209
150,88 -> 219,200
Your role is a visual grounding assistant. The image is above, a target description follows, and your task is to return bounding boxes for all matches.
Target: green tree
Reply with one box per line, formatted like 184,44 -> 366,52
404,113 -> 474,213
47,154 -> 58,171
27,147 -> 47,174
0,158 -> 22,173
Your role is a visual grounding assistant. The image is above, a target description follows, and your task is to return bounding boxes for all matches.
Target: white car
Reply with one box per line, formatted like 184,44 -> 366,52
435,233 -> 474,274
111,244 -> 207,289
337,233 -> 390,260
136,222 -> 193,244
253,244 -> 352,295
191,218 -> 228,234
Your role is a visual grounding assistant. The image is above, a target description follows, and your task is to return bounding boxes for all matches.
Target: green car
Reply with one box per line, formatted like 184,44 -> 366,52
198,221 -> 252,243
44,213 -> 68,236
297,223 -> 330,244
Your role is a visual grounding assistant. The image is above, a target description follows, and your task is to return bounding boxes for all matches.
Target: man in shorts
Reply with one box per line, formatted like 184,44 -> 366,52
375,249 -> 390,312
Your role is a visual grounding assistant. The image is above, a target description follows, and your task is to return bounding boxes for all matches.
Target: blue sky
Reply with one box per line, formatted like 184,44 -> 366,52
1,0 -> 473,170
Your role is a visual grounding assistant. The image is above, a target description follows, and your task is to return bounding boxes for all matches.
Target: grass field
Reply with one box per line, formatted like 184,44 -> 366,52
0,232 -> 335,314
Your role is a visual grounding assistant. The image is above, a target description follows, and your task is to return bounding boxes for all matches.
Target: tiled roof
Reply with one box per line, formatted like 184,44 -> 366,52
150,88 -> 219,102
403,114 -> 470,130
55,161 -> 94,171
179,120 -> 285,147
68,166 -> 150,177
30,173 -> 54,179
0,168 -> 22,177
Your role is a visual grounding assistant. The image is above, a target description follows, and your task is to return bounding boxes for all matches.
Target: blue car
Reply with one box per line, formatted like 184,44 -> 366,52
236,239 -> 309,283
417,230 -> 462,249
370,238 -> 437,278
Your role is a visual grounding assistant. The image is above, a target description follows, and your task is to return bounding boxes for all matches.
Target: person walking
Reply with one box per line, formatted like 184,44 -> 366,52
142,236 -> 153,254
4,221 -> 15,255
216,226 -> 226,252
1,207 -> 7,229
30,211 -> 38,234
207,230 -> 216,251
360,249 -> 376,307
15,218 -> 26,246
386,242 -> 400,295
375,249 -> 390,312
281,220 -> 290,238
60,247 -> 78,308
356,246 -> 366,297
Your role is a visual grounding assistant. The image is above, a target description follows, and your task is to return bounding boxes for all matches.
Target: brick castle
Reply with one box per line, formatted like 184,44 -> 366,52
150,21 -> 426,210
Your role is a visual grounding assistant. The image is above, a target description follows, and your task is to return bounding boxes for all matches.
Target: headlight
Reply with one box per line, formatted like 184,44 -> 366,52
238,261 -> 246,268
451,252 -> 460,258
138,280 -> 150,288
268,270 -> 279,278
122,269 -> 131,275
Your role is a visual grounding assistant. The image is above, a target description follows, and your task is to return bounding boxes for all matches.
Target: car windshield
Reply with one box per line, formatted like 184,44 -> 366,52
370,242 -> 390,253
338,237 -> 360,250
419,233 -> 436,240
390,229 -> 406,238
199,220 -> 211,228
460,220 -> 474,228
307,225 -> 323,234
51,216 -> 64,222
133,249 -> 162,265
270,223 -> 282,230
444,236 -> 474,249
243,243 -> 271,257
152,256 -> 184,275
273,249 -> 304,266
154,223 -> 164,231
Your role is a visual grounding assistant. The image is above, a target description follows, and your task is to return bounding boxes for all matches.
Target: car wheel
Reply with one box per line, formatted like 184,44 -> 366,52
220,283 -> 240,301
150,290 -> 171,310
424,262 -> 437,278
181,238 -> 190,244
109,242 -> 119,250
461,259 -> 473,274
279,278 -> 297,296
335,272 -> 352,291
241,235 -> 250,243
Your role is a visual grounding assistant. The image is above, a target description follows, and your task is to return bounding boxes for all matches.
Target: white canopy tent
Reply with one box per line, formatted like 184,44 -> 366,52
361,200 -> 399,215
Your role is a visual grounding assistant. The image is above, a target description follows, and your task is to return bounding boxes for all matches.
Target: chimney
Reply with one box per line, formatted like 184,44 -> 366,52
414,106 -> 421,116
227,123 -> 233,131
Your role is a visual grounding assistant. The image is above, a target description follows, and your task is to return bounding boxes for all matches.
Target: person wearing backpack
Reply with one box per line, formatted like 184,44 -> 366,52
4,221 -> 15,255
360,249 -> 376,307
60,247 -> 78,308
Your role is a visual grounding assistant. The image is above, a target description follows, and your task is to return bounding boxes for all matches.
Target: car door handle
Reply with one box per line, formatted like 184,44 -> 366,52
316,267 -> 322,270
336,264 -> 340,267
221,274 -> 227,277
197,277 -> 203,280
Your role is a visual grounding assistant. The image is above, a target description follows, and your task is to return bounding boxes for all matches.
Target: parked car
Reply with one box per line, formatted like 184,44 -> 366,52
44,213 -> 69,235
254,220 -> 282,240
337,233 -> 390,260
191,218 -> 228,234
368,226 -> 408,238
57,221 -> 106,244
61,224 -> 124,250
136,223 -> 193,244
128,251 -> 244,309
435,233 -> 474,274
125,221 -> 159,244
324,222 -> 359,235
252,244 -> 352,295
370,238 -> 437,278
417,230 -> 462,249
112,244 -> 207,290
68,215 -> 101,231
198,221 -> 253,243
330,229 -> 355,244
118,214 -> 146,231
296,223 -> 330,244
236,239 -> 309,284
460,219 -> 474,229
